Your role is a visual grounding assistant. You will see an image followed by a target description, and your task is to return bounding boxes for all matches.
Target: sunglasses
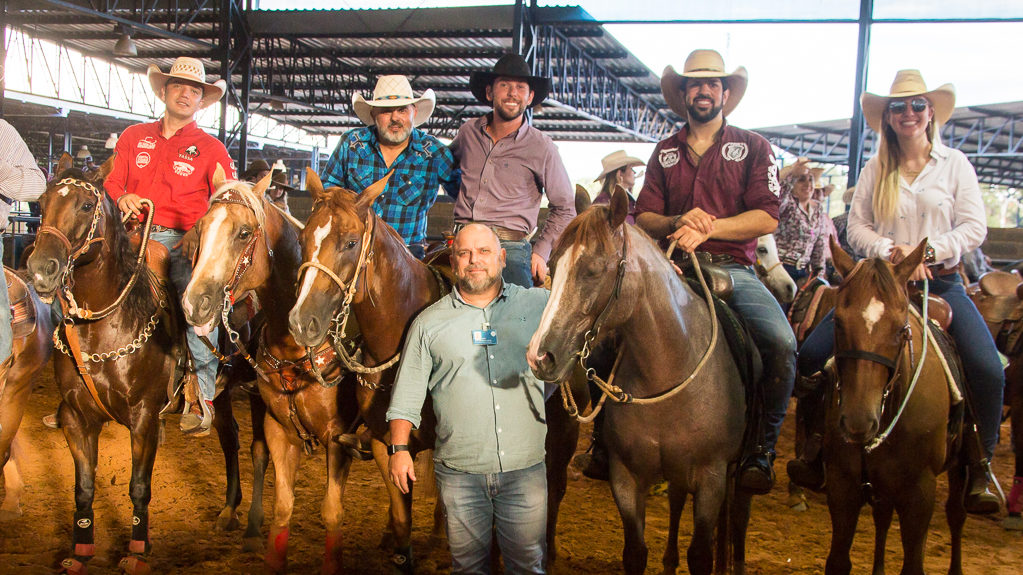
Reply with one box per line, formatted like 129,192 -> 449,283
887,98 -> 928,115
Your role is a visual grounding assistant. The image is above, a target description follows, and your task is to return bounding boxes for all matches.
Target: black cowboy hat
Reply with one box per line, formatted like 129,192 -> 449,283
270,169 -> 296,191
469,53 -> 551,106
239,159 -> 272,182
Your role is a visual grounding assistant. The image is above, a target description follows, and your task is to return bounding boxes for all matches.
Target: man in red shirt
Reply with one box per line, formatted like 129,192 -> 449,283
105,57 -> 235,436
634,49 -> 796,494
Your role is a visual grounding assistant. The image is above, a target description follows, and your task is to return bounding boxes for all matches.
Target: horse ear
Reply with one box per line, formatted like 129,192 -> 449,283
893,238 -> 928,285
253,171 -> 272,196
305,168 -> 326,200
56,153 -> 74,176
830,235 -> 855,277
356,170 -> 393,210
574,184 -> 591,214
92,153 -> 116,182
212,163 -> 228,190
607,185 -> 629,229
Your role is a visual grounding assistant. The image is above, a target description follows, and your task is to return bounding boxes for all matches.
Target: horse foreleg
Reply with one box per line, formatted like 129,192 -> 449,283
61,409 -> 102,572
243,393 -> 270,552
824,462 -> 864,575
321,440 -> 352,575
544,398 -> 579,569
870,500 -> 894,575
893,475 -> 937,575
945,462 -> 967,575
264,414 -> 302,574
610,458 -> 649,575
0,437 -> 25,519
662,483 -> 687,575
0,369 -> 32,520
688,475 -> 727,575
117,416 -> 161,575
371,438 -> 415,573
213,387 -> 242,532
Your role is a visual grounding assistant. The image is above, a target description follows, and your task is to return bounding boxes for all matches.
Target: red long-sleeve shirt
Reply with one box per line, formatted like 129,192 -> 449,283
104,119 -> 235,231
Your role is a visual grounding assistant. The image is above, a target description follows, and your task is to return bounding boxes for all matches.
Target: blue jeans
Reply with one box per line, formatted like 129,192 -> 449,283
151,230 -> 218,402
501,240 -> 533,288
434,461 -> 547,574
0,239 -> 11,362
725,264 -> 797,453
798,274 -> 1005,459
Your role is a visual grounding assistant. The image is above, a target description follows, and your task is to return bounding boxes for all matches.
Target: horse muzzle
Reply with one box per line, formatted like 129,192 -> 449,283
839,412 -> 880,445
181,282 -> 221,336
288,305 -> 329,349
26,253 -> 65,300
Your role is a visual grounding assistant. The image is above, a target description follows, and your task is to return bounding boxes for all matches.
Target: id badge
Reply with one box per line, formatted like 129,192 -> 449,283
472,329 -> 498,345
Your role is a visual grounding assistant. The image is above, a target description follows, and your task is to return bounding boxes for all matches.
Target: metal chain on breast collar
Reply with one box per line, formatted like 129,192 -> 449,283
54,296 -> 167,362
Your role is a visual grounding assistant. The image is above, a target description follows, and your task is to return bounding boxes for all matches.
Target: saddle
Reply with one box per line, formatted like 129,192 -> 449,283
978,270 -> 1022,297
5,267 -> 37,339
908,289 -> 953,331
674,252 -> 734,299
126,228 -> 171,284
788,277 -> 833,343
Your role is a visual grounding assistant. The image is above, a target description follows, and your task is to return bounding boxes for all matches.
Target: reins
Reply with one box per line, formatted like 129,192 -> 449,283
555,228 -> 721,421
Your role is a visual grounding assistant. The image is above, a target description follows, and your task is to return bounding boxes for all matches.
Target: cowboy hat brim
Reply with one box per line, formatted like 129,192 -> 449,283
660,65 -> 748,119
468,71 -> 551,107
861,83 -> 956,134
595,156 -> 645,183
352,88 -> 436,128
147,64 -> 226,110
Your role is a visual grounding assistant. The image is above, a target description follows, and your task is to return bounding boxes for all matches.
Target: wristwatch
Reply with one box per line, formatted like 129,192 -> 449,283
387,444 -> 409,456
923,243 -> 936,265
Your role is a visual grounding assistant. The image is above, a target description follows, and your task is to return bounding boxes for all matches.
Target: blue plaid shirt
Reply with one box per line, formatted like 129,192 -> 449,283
320,127 -> 458,245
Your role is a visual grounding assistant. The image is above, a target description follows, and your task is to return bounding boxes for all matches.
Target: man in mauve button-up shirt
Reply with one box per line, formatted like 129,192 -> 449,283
446,54 -> 575,288
387,224 -> 550,573
105,57 -> 236,436
634,49 -> 795,495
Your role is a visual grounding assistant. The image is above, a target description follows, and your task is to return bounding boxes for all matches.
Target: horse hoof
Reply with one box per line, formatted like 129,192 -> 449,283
1001,515 -> 1023,531
242,536 -> 264,553
215,509 -> 241,532
786,491 -> 809,512
118,556 -> 151,575
58,558 -> 87,575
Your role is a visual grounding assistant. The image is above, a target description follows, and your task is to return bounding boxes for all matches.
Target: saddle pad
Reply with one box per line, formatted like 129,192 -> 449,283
924,318 -> 966,405
5,267 -> 37,339
685,277 -> 762,394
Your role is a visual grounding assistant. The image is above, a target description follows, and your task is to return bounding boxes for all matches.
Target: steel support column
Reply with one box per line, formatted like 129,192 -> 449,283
218,0 -> 231,143
846,0 -> 873,188
0,0 -> 6,119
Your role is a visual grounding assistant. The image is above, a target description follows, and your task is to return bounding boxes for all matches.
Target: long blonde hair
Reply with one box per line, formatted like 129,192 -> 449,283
872,106 -> 938,224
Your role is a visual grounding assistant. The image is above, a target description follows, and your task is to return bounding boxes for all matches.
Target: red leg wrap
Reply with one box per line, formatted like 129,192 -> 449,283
265,527 -> 289,572
322,531 -> 343,575
73,544 -> 95,559
118,556 -> 152,575
1009,476 -> 1023,515
59,558 -> 87,575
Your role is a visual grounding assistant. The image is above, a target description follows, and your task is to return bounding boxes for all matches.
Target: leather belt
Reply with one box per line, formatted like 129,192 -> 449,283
452,222 -> 528,242
676,251 -> 736,266
928,262 -> 962,277
150,224 -> 185,234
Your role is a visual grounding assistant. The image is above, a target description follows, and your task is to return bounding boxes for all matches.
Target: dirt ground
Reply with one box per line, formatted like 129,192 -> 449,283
1,366 -> 1021,574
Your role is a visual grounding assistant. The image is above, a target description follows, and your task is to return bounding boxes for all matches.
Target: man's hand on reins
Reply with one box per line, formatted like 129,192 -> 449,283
674,208 -> 716,235
116,193 -> 145,217
669,223 -> 710,253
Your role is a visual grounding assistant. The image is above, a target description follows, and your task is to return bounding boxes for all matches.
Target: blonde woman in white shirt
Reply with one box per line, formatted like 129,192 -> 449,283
795,70 -> 1003,514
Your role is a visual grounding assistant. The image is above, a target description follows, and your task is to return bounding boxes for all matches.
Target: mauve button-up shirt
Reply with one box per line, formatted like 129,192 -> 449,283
446,114 -> 575,261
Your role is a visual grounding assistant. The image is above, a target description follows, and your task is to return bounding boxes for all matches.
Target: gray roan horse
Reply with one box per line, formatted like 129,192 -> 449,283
527,190 -> 750,575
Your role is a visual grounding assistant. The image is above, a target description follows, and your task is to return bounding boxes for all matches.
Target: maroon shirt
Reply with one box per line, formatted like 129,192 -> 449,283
635,122 -> 780,265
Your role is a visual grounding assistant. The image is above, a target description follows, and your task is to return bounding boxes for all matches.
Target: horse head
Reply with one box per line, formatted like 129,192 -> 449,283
182,166 -> 274,335
27,153 -> 116,299
830,236 -> 927,444
755,234 -> 797,304
527,188 -> 636,383
288,169 -> 391,348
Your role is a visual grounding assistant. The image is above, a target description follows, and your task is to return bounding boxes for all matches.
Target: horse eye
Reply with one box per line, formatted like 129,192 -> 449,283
238,229 -> 252,239
756,247 -> 767,254
345,240 -> 358,250
81,202 -> 94,212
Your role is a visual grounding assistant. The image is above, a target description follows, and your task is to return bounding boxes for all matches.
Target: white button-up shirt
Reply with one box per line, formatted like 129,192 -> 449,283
848,140 -> 986,269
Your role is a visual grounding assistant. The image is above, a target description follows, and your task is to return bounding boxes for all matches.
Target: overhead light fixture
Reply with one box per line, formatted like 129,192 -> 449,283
76,145 -> 92,160
113,24 -> 138,57
104,133 -> 118,149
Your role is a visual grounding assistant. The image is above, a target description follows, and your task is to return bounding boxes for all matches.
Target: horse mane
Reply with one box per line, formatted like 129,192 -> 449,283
551,204 -> 619,262
211,179 -> 267,229
315,187 -> 405,245
844,258 -> 904,308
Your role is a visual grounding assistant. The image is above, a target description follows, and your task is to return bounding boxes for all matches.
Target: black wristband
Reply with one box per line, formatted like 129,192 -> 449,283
670,214 -> 683,230
387,444 -> 409,456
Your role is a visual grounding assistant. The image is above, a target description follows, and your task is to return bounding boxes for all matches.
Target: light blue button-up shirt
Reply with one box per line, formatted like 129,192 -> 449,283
386,282 -> 549,474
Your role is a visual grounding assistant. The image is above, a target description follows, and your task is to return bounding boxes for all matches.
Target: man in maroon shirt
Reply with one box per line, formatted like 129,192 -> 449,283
105,57 -> 236,436
634,49 -> 796,494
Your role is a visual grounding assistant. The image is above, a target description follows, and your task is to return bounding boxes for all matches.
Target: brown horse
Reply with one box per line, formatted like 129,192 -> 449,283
26,154 -> 184,574
0,267 -> 56,519
288,170 -> 582,571
824,239 -> 966,575
181,169 -> 359,574
527,190 -> 750,575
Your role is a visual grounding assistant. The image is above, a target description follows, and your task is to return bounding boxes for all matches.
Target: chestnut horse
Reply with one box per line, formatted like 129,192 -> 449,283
824,239 -> 966,575
26,154 -> 185,574
527,190 -> 750,575
288,170 -> 582,571
181,169 -> 359,574
0,267 -> 56,519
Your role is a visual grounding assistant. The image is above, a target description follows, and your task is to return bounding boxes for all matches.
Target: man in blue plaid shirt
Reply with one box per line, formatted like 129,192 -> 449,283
320,75 -> 457,258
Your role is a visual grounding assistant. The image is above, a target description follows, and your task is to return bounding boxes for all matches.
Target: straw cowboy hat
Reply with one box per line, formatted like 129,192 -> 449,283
469,54 -> 551,106
661,49 -> 748,119
147,57 -> 227,110
861,69 -> 955,134
239,159 -> 272,182
352,76 -> 436,127
595,150 -> 645,183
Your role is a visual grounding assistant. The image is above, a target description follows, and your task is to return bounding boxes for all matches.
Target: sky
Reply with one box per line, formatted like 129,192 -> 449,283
255,1 -> 1022,189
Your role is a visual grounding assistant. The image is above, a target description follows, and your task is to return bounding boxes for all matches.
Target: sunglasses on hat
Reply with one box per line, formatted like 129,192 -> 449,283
888,97 -> 928,115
